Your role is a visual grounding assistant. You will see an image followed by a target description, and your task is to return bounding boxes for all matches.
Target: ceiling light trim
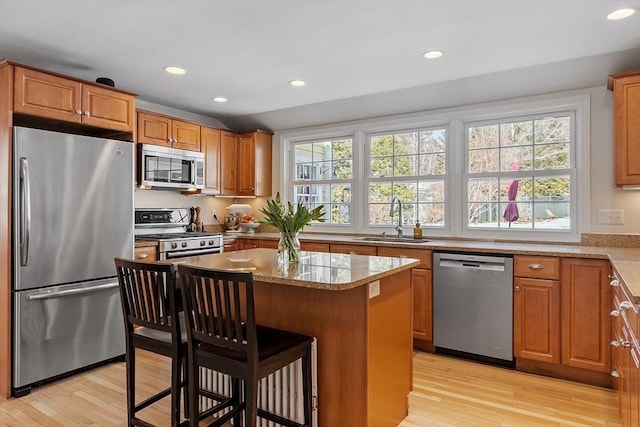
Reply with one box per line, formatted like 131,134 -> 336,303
164,66 -> 187,75
423,50 -> 444,59
607,8 -> 636,20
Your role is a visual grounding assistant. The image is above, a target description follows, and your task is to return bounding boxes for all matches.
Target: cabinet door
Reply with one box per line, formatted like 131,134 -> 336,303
137,111 -> 171,147
561,258 -> 612,372
237,133 -> 256,196
14,66 -> 82,123
172,120 -> 201,151
202,126 -> 221,194
81,84 -> 135,132
610,71 -> 640,186
514,277 -> 560,363
411,268 -> 432,343
220,131 -> 238,195
330,244 -> 376,255
239,239 -> 258,250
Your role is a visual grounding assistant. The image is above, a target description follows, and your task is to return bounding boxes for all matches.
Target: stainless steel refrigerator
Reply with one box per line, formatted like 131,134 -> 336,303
12,126 -> 133,394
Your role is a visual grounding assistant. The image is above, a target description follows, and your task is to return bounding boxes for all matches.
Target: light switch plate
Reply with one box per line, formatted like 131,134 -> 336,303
369,280 -> 380,299
598,209 -> 624,225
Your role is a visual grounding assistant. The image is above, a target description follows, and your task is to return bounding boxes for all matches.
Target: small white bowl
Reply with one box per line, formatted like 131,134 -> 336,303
239,223 -> 260,234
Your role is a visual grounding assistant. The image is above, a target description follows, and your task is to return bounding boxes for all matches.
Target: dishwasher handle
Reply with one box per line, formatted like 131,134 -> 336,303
438,258 -> 506,272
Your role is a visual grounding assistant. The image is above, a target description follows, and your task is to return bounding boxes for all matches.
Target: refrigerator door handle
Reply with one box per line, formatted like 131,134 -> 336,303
26,281 -> 119,300
20,157 -> 31,266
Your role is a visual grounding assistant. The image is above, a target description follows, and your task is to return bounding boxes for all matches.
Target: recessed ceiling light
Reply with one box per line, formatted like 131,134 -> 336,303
164,66 -> 187,75
213,97 -> 228,103
289,80 -> 306,87
607,8 -> 636,20
422,50 -> 444,59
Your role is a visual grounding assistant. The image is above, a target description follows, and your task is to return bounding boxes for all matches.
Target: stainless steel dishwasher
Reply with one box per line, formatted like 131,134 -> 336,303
433,252 -> 514,363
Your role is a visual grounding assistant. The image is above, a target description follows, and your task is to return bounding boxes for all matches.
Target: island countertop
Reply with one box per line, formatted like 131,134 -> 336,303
170,248 -> 420,290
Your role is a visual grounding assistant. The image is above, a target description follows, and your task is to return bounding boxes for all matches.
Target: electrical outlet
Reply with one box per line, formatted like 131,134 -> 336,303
369,280 -> 380,299
598,209 -> 624,225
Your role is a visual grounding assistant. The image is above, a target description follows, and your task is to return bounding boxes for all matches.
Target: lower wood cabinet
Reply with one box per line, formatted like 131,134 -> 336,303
561,258 -> 612,373
134,245 -> 157,262
330,244 -> 377,256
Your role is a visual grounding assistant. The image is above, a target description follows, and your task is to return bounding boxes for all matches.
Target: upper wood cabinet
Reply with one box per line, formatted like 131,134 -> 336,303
220,131 -> 239,196
238,130 -> 273,197
219,130 -> 273,197
14,66 -> 135,133
608,71 -> 640,186
201,126 -> 221,194
137,110 -> 201,151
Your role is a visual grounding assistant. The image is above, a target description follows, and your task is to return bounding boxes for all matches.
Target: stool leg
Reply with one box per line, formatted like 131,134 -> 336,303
126,345 -> 136,426
188,356 -> 199,427
231,378 -> 241,426
302,346 -> 313,427
171,349 -> 180,427
181,355 -> 189,422
244,377 -> 259,427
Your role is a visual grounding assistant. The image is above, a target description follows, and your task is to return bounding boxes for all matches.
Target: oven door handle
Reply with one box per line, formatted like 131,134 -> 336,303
165,248 -> 223,259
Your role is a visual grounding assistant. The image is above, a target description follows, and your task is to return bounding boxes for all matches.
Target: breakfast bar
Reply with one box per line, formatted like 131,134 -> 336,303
171,248 -> 419,427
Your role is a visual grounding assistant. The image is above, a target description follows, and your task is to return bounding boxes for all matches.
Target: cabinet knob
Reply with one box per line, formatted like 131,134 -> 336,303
515,285 -> 520,292
84,111 -> 90,116
611,370 -> 620,378
349,251 -> 356,255
610,310 -> 620,317
136,253 -> 148,259
528,263 -> 543,270
75,109 -> 82,115
610,279 -> 620,287
611,340 -> 620,347
620,301 -> 633,310
621,340 -> 632,349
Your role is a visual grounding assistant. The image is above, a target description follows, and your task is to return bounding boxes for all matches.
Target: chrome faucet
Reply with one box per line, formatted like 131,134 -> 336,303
389,197 -> 403,238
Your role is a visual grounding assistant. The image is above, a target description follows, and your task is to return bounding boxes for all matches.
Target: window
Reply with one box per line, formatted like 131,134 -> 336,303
366,128 -> 446,227
465,113 -> 573,230
290,138 -> 353,224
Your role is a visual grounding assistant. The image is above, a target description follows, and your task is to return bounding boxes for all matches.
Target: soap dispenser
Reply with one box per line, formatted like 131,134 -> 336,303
413,220 -> 422,239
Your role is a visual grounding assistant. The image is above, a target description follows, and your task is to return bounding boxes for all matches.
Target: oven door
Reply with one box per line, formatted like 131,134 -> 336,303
162,247 -> 224,260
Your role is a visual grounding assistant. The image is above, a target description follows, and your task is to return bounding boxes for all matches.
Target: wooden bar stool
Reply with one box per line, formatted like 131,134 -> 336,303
178,265 -> 314,427
114,258 -> 188,427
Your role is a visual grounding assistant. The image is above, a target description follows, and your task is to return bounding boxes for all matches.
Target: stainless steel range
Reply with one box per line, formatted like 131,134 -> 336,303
135,208 -> 223,259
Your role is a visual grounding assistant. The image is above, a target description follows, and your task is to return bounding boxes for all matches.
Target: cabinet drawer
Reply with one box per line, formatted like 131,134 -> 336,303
301,242 -> 330,252
514,255 -> 560,279
257,239 -> 278,249
134,246 -> 157,262
377,247 -> 431,268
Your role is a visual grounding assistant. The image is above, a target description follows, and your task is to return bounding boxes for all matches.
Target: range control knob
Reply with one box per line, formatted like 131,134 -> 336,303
200,240 -> 206,246
209,240 -> 214,245
171,242 -> 178,249
182,242 -> 188,248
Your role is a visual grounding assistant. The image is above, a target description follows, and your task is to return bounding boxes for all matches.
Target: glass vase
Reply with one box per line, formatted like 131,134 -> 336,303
277,232 -> 301,265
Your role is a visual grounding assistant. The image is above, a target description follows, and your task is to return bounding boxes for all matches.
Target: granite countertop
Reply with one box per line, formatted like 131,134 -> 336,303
232,232 -> 640,299
167,248 -> 419,291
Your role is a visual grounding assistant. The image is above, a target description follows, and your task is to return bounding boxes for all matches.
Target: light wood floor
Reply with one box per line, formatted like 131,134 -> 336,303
0,351 -> 622,426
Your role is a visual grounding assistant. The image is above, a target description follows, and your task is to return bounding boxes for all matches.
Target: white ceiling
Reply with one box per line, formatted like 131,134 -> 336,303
1,0 -> 640,130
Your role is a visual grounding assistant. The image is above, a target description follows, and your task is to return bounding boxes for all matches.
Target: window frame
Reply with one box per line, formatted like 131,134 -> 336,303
279,92 -> 589,242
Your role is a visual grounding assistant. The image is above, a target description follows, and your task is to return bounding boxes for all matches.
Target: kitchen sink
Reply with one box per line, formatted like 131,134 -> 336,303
359,236 -> 430,243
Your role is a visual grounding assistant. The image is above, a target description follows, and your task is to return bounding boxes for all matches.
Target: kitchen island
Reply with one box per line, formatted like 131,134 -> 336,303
170,248 -> 419,427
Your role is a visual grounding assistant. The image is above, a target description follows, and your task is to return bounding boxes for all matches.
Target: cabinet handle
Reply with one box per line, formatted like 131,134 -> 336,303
610,310 -> 620,317
75,109 -> 82,115
610,279 -> 620,287
611,370 -> 620,378
611,340 -> 620,347
620,301 -> 633,310
621,340 -> 632,349
528,263 -> 543,270
84,111 -> 90,117
515,285 -> 520,292
136,253 -> 148,259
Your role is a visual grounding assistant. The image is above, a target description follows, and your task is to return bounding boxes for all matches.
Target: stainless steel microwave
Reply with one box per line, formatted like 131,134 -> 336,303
137,144 -> 204,190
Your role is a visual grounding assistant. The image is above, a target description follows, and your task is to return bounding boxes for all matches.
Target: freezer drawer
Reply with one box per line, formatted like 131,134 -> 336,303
13,279 -> 125,389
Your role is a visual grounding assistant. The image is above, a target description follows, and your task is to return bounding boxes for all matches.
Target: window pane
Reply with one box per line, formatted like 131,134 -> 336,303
500,146 -> 533,171
534,143 -> 570,169
331,184 -> 350,203
330,204 -> 350,224
535,116 -> 570,144
534,202 -> 570,229
469,148 -> 499,173
419,153 -> 445,175
468,178 -> 498,203
394,155 -> 417,176
500,121 -> 532,146
394,132 -> 419,155
369,183 -> 392,202
419,203 -> 445,226
334,160 -> 352,179
393,182 -> 417,202
294,143 -> 314,163
370,157 -> 392,177
369,204 -> 393,225
418,181 -> 444,202
296,163 -> 313,180
469,125 -> 498,149
420,129 -> 446,153
371,135 -> 393,157
332,139 -> 352,160
312,141 -> 331,161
